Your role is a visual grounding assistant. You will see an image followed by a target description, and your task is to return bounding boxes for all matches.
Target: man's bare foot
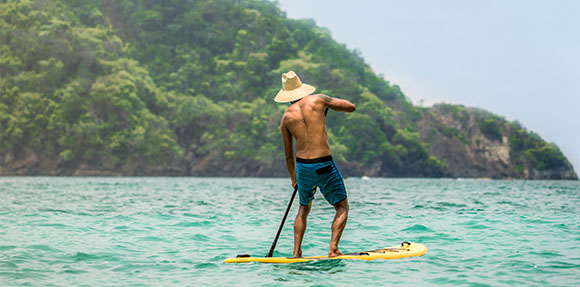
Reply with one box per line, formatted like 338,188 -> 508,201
293,249 -> 302,258
328,250 -> 344,257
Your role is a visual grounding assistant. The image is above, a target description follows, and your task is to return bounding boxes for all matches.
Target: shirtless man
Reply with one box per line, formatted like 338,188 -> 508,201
274,71 -> 356,258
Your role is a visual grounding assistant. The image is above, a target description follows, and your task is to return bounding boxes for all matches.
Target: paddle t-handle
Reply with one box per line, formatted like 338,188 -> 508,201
266,186 -> 298,257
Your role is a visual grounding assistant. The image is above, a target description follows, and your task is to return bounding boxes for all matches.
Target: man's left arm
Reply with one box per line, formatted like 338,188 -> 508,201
281,122 -> 297,188
317,94 -> 356,113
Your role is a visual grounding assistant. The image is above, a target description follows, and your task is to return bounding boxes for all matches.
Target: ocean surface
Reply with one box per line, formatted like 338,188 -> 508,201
0,177 -> 578,286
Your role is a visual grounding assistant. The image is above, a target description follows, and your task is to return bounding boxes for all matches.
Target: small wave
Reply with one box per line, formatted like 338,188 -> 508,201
412,204 -> 445,211
42,209 -> 73,214
437,202 -> 468,208
113,225 -> 129,230
402,224 -> 433,232
0,261 -> 18,268
190,234 -> 211,242
71,252 -> 94,261
172,221 -> 212,227
139,236 -> 166,242
27,244 -> 63,253
483,192 -> 502,196
456,221 -> 489,230
60,269 -> 88,274
465,224 -> 489,230
496,201 -> 527,208
111,263 -> 149,272
34,223 -> 69,228
523,218 -> 554,225
219,235 -> 237,242
544,261 -> 579,269
71,252 -> 119,262
528,251 -> 563,258
0,245 -> 17,251
194,262 -> 217,269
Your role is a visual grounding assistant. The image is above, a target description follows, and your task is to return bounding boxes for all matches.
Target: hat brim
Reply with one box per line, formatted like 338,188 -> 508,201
274,84 -> 316,103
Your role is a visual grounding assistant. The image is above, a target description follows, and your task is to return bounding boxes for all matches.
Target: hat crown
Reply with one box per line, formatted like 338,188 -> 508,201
281,71 -> 302,91
274,70 -> 315,103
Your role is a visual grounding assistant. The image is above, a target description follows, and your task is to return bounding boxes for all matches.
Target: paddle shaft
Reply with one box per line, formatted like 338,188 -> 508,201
266,186 -> 298,257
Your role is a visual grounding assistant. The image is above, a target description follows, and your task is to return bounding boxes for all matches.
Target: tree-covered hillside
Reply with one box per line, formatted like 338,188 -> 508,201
0,0 -> 576,179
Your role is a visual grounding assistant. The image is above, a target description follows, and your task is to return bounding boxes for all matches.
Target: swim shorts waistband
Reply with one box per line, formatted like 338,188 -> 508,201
296,155 -> 333,164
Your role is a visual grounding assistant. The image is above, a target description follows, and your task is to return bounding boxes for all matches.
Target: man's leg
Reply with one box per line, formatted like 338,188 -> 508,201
293,202 -> 312,258
329,199 -> 349,257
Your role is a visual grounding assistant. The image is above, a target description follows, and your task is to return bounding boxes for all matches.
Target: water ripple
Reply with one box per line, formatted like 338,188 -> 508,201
0,177 -> 578,286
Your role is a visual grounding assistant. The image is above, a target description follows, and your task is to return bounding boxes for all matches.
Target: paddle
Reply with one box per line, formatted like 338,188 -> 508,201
266,185 -> 298,257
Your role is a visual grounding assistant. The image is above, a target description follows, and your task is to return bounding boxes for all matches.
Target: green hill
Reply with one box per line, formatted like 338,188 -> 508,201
0,0 -> 576,179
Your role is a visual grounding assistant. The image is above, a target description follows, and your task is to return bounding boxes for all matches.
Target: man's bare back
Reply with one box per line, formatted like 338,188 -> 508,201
282,94 -> 332,159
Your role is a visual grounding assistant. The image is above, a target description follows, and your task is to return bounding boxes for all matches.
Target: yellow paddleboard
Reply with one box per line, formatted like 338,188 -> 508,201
223,242 -> 427,264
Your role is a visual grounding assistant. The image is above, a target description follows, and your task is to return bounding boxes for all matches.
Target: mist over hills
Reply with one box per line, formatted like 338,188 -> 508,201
0,0 -> 576,179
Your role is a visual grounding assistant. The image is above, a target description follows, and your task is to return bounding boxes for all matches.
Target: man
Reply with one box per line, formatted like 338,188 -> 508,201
275,71 -> 356,258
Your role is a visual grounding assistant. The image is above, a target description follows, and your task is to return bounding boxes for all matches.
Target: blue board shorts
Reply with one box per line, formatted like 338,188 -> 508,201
296,155 -> 347,206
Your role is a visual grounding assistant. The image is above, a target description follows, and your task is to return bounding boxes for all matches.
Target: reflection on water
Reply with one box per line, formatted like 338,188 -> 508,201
275,258 -> 345,273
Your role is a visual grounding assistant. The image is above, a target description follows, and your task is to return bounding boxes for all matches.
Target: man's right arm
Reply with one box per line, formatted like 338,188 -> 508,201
316,94 -> 356,112
281,120 -> 297,188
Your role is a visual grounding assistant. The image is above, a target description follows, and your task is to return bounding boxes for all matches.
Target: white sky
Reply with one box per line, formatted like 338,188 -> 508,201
278,0 -> 580,175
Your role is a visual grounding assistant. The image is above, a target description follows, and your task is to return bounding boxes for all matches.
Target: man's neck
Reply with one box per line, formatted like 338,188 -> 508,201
290,97 -> 305,105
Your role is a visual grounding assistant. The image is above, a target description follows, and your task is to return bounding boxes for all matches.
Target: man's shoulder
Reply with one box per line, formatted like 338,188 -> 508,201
305,94 -> 323,102
281,105 -> 302,124
304,93 -> 333,104
281,108 -> 293,124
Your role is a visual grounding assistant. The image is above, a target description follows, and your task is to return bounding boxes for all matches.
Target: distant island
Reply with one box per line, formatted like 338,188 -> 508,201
0,0 -> 576,179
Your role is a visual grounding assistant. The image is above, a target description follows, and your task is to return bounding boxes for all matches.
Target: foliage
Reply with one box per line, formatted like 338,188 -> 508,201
509,127 -> 568,171
479,118 -> 503,142
0,0 -> 180,166
0,0 -> 569,176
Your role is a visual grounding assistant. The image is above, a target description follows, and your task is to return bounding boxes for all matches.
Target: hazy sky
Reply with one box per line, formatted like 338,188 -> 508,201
278,0 -> 579,175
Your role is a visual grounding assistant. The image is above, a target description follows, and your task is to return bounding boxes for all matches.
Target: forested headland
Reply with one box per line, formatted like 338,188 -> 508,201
0,0 -> 577,179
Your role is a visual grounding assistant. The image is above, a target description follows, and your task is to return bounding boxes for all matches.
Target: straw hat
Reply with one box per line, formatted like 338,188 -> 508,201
274,71 -> 316,103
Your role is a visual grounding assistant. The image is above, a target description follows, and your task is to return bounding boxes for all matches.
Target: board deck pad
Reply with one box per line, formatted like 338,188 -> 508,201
223,242 -> 427,264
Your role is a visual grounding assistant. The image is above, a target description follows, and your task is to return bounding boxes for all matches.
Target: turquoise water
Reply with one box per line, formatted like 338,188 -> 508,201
0,177 -> 579,286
